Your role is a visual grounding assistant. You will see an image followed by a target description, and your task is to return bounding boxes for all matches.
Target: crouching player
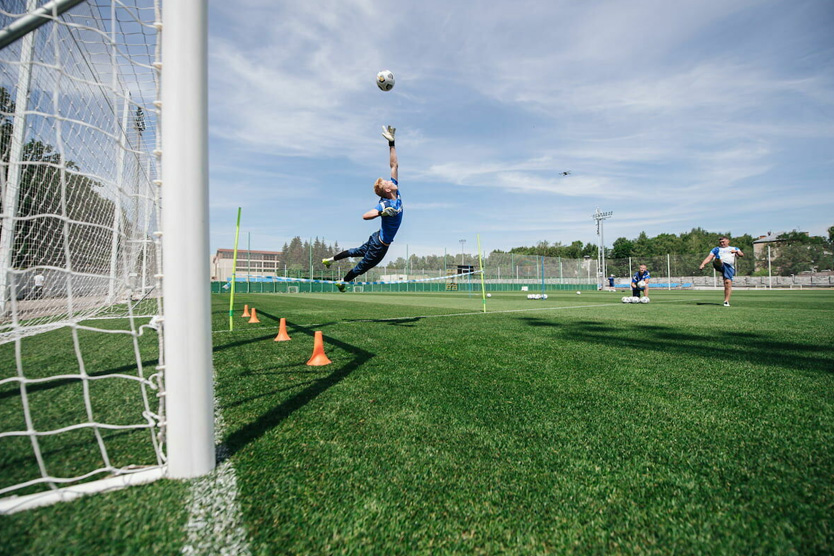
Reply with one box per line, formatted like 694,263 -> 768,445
631,264 -> 650,299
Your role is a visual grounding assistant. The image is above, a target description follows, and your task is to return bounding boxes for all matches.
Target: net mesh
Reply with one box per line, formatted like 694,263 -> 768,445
0,0 -> 165,512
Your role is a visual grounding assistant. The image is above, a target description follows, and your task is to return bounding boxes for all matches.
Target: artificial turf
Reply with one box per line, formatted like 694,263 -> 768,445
2,289 -> 832,554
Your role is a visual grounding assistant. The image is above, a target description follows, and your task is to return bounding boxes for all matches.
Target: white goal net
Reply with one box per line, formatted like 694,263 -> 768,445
0,0 -> 213,514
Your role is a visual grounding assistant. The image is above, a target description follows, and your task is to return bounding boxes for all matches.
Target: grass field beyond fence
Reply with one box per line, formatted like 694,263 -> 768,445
2,289 -> 833,555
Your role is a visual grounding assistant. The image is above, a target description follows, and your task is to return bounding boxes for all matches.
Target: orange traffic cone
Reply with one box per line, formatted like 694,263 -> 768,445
242,304 -> 250,318
306,331 -> 331,366
248,307 -> 261,324
274,318 -> 291,341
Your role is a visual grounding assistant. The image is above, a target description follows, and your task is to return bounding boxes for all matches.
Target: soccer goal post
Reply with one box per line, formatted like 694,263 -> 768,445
0,0 -> 213,514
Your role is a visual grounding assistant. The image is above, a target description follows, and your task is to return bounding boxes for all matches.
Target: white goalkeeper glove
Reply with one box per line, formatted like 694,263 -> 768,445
382,125 -> 396,145
380,206 -> 399,217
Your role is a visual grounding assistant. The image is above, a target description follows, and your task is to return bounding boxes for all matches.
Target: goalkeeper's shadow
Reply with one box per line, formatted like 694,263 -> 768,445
343,316 -> 425,327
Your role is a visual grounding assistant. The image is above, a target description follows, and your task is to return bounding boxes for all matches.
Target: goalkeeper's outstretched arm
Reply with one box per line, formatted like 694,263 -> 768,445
382,125 -> 398,181
389,143 -> 398,182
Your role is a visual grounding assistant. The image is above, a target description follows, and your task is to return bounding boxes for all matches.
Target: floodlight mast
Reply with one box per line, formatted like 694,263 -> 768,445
592,209 -> 613,289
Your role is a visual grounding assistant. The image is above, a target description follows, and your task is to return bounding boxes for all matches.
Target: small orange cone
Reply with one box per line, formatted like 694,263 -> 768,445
306,331 -> 331,366
274,318 -> 291,341
242,304 -> 250,318
248,307 -> 261,324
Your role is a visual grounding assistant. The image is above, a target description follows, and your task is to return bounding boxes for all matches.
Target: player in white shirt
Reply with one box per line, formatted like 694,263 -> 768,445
699,236 -> 744,307
33,272 -> 45,299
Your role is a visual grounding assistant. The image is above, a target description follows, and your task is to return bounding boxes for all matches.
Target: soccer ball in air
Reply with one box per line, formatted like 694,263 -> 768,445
576,291 -> 581,295
637,280 -> 646,288
486,293 -> 492,298
376,70 -> 395,91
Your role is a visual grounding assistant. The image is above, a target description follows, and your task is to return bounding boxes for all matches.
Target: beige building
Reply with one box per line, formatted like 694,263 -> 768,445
211,249 -> 283,281
752,231 -> 807,270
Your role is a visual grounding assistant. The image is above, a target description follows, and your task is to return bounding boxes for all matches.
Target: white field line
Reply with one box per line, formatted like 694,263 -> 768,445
181,403 -> 251,556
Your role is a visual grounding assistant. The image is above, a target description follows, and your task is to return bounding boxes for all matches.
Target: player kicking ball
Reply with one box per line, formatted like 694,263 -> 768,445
323,126 -> 402,292
699,236 -> 744,306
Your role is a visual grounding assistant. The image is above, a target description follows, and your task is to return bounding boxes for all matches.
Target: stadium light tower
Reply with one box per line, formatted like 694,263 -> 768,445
592,208 -> 613,289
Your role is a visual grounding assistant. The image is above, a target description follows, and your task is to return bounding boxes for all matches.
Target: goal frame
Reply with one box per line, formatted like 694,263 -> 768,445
0,0 -> 214,513
160,0 -> 214,481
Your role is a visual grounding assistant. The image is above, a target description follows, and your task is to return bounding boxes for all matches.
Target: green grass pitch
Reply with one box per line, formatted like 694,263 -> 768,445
2,289 -> 833,554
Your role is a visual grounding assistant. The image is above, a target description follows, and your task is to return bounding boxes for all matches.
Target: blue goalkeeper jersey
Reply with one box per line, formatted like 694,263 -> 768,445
374,178 -> 403,244
632,269 -> 650,283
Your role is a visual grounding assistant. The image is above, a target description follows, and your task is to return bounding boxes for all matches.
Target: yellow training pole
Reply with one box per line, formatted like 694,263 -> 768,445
229,207 -> 242,331
477,234 -> 487,313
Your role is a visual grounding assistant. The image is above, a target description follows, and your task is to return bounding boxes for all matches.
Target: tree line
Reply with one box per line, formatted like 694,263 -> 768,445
279,237 -> 462,273
504,226 -> 834,276
279,226 -> 832,277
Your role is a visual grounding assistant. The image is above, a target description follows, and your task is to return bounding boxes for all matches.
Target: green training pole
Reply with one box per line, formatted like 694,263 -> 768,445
477,234 -> 486,312
228,207 -> 242,331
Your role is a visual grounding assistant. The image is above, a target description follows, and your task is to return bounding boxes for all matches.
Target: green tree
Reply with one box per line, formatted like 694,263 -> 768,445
581,242 -> 598,259
610,237 -> 634,259
283,237 -> 305,269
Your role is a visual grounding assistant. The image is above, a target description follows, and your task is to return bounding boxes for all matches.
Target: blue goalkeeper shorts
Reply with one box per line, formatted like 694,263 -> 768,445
346,231 -> 390,277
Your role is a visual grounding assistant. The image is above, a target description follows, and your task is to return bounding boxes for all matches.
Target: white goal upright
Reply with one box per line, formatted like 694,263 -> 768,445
0,0 -> 213,513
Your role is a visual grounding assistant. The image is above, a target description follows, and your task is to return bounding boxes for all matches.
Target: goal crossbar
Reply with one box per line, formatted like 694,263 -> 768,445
0,0 -> 88,50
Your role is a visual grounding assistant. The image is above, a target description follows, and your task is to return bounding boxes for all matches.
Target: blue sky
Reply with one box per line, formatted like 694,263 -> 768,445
207,0 -> 834,258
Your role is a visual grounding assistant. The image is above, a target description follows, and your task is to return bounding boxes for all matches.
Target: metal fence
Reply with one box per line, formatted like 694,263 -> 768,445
211,251 -> 834,293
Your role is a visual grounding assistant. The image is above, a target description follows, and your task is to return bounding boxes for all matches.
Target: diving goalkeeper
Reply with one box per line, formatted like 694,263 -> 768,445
323,126 -> 402,292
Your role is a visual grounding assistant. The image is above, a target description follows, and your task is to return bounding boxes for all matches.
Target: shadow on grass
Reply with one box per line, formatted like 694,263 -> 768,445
343,315 -> 425,327
223,379 -> 323,410
0,428 -> 148,474
219,318 -> 375,459
0,359 -> 160,400
212,333 -> 283,352
518,317 -> 834,374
